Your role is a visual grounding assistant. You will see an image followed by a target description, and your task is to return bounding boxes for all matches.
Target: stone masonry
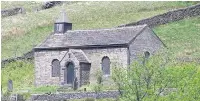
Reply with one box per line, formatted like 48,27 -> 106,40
34,10 -> 164,88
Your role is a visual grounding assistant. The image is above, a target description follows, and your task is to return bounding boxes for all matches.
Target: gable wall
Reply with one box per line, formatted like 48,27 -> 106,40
34,50 -> 69,86
129,27 -> 164,63
82,47 -> 128,84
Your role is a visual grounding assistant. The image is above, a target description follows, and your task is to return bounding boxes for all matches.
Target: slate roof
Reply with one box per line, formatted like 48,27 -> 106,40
35,24 -> 147,49
71,50 -> 90,63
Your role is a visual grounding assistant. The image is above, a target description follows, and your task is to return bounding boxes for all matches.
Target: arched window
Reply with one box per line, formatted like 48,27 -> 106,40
101,56 -> 110,75
52,59 -> 60,77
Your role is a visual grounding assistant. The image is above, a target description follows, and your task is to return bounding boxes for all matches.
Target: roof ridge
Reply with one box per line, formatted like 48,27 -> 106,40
66,24 -> 147,33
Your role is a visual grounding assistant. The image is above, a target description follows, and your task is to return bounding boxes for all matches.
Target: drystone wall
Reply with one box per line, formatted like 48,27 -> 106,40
41,1 -> 63,9
1,7 -> 25,18
1,1 -> 64,17
31,91 -> 120,101
1,4 -> 200,66
1,50 -> 34,68
118,4 -> 200,28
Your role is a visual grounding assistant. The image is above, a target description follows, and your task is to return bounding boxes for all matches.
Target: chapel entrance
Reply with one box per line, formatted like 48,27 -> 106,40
65,62 -> 75,84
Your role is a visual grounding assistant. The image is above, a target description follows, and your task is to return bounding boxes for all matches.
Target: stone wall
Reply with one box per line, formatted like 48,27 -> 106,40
118,4 -> 200,28
41,1 -> 63,10
1,7 -> 25,18
129,27 -> 164,63
31,91 -> 120,100
82,47 -> 128,84
1,50 -> 34,68
34,47 -> 127,86
34,49 -> 70,86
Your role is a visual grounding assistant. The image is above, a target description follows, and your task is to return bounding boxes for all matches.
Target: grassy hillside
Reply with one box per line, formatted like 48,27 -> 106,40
154,16 -> 200,58
1,1 -> 43,12
1,1 -> 199,59
1,1 -> 200,95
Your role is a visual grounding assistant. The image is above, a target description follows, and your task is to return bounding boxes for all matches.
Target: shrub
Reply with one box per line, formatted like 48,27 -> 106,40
93,84 -> 103,93
96,70 -> 103,85
113,52 -> 200,101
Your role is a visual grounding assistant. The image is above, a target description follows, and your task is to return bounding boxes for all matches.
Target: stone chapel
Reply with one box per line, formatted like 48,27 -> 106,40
34,10 -> 165,87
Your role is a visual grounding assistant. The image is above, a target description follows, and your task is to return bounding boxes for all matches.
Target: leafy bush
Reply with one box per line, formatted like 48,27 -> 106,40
1,60 -> 34,94
20,92 -> 31,100
113,53 -> 200,101
96,70 -> 103,85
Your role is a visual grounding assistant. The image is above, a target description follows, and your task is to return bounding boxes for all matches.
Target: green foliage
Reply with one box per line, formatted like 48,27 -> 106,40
113,54 -> 200,101
113,53 -> 170,101
1,60 -> 34,94
92,70 -> 104,92
96,70 -> 103,85
20,92 -> 31,100
93,84 -> 103,93
2,2 -> 200,99
31,86 -> 58,94
163,63 -> 200,101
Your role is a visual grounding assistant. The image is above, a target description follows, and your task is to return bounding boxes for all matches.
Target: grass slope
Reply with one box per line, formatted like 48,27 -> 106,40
1,1 -> 43,12
154,17 -> 200,58
1,60 -> 34,93
1,1 -> 200,95
2,1 -> 199,59
2,15 -> 200,95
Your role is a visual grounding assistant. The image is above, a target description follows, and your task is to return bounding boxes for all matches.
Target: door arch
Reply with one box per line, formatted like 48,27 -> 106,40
65,62 -> 75,84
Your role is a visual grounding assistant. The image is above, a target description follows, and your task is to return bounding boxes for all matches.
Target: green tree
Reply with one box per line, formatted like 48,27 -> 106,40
112,52 -> 200,101
112,53 -> 172,101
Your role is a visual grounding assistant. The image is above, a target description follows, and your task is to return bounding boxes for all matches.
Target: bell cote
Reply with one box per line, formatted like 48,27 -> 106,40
54,10 -> 72,33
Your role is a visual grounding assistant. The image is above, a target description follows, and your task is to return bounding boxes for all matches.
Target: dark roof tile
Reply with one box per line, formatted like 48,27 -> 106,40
35,24 -> 147,49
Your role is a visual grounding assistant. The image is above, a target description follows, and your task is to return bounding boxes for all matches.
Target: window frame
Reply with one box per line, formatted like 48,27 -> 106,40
51,59 -> 60,77
101,56 -> 111,76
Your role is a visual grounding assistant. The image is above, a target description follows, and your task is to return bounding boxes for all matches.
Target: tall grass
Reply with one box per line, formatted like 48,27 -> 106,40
2,25 -> 52,59
1,60 -> 34,94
